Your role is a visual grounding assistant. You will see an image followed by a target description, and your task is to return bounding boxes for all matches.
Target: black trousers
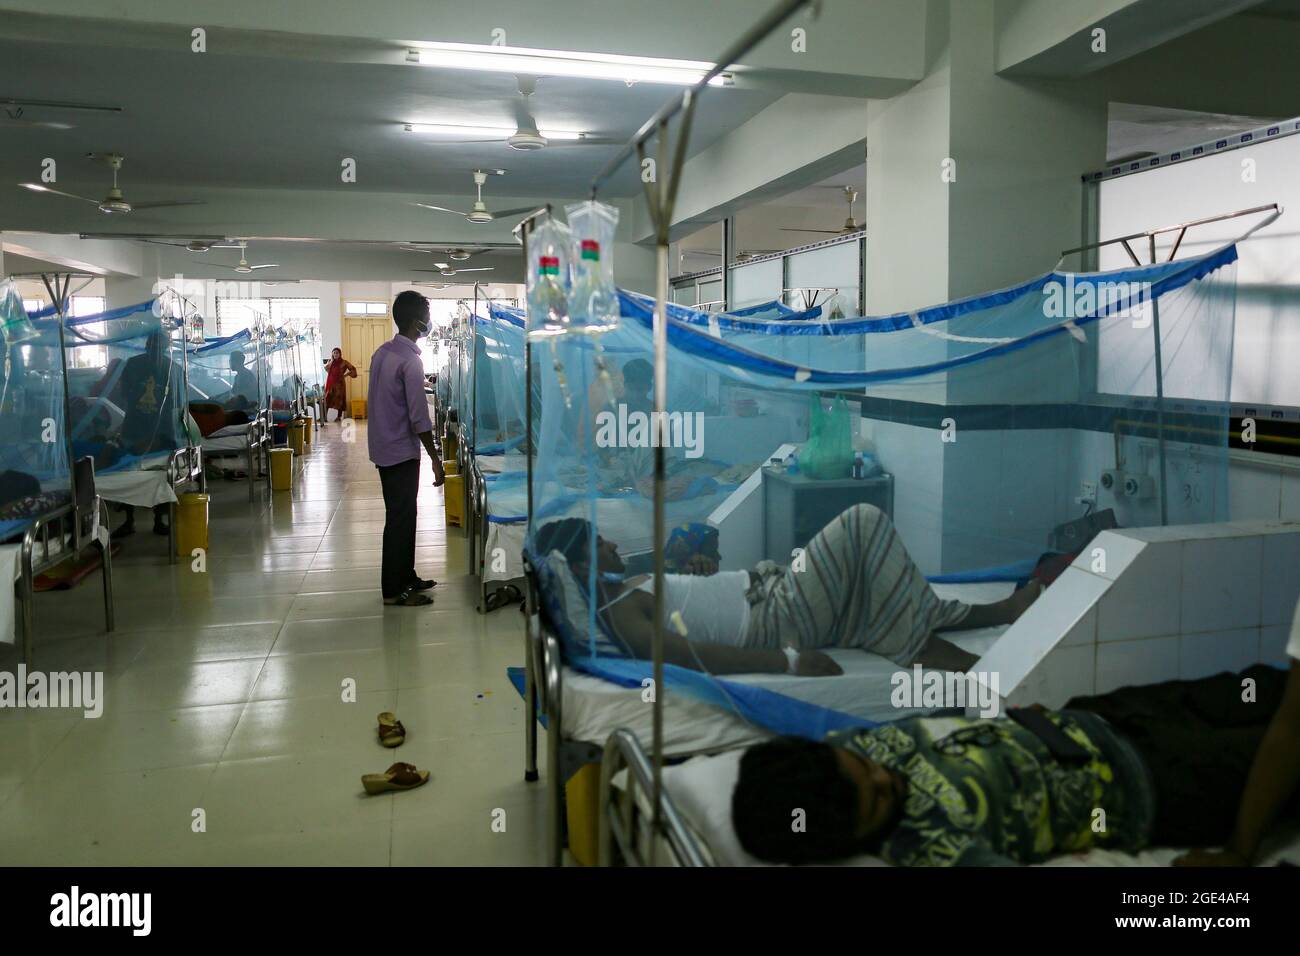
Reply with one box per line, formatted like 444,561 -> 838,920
1066,665 -> 1298,847
377,458 -> 420,599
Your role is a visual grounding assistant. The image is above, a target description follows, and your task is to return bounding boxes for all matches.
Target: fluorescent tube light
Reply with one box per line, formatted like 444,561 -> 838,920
404,122 -> 583,140
410,42 -> 732,87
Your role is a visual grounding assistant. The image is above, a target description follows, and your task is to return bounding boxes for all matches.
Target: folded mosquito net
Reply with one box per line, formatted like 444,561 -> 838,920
524,243 -> 1240,737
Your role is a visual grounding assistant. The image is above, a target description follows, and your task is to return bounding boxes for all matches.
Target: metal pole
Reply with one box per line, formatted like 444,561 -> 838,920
1059,202 -> 1280,261
42,274 -> 78,510
588,0 -> 816,198
1151,296 -> 1169,526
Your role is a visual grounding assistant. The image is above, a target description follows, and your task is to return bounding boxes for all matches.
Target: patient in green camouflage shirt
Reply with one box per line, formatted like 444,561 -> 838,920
731,666 -> 1298,865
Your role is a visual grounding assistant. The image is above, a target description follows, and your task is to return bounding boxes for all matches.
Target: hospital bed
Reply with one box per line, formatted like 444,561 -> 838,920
95,444 -> 205,564
198,409 -> 273,502
518,557 -> 1016,866
600,729 -> 1300,869
469,454 -> 528,611
3,457 -> 115,667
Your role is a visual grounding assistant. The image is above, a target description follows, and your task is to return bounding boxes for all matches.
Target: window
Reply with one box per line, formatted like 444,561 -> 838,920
22,298 -> 43,313
217,297 -> 320,336
65,295 -> 110,370
216,298 -> 267,336
344,300 -> 388,316
70,295 -> 106,317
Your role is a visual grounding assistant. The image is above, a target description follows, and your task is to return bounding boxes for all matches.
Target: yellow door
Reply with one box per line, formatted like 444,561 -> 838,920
342,303 -> 393,410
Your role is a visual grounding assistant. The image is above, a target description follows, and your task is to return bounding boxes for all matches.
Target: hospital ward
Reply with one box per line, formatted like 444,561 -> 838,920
1,0 -> 1298,921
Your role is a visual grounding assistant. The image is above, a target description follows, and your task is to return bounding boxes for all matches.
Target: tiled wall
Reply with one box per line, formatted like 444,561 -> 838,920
975,519 -> 1300,710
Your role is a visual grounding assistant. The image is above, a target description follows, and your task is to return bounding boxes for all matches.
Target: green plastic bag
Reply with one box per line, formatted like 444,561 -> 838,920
803,393 -> 853,479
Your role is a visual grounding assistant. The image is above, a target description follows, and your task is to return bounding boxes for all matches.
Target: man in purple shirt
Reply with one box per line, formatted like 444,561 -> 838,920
367,291 -> 445,607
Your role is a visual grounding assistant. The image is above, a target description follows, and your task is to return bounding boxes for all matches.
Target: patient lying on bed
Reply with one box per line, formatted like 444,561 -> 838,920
533,503 -> 1039,678
731,666 -> 1300,866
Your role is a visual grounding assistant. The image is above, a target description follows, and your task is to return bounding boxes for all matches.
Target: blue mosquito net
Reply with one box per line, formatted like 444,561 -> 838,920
523,243 -> 1240,739
59,297 -> 190,476
187,329 -> 264,415
0,280 -> 69,541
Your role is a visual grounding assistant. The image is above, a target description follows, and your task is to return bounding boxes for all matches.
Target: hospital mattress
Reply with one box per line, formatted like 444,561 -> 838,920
560,582 -> 1015,755
95,452 -> 178,508
202,423 -> 256,455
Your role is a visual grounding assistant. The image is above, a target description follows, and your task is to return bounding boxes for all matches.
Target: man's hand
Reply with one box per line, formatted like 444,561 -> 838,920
1172,848 -> 1250,867
682,554 -> 718,576
794,649 -> 843,677
431,457 -> 446,487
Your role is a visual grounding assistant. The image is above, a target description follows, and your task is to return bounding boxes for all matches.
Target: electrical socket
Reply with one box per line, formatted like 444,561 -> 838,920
1076,480 -> 1097,507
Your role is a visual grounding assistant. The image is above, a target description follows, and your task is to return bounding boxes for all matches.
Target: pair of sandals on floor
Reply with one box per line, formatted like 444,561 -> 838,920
383,576 -> 438,606
362,712 -> 429,793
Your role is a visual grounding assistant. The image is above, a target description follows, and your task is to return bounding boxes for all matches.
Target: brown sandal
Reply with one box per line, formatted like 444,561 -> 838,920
377,712 -> 405,748
361,762 -> 430,794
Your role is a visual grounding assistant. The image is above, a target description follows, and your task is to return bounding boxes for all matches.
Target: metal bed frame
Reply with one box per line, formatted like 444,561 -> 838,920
17,458 -> 115,668
10,272 -> 118,667
519,561 -> 713,867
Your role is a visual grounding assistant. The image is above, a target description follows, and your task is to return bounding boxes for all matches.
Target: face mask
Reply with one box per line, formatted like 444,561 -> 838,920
599,571 -> 626,584
416,316 -> 431,335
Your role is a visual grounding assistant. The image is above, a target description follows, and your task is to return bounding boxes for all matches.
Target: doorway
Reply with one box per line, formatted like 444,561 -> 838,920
341,299 -> 393,411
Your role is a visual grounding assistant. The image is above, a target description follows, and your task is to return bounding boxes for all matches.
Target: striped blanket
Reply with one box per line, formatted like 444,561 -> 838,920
745,504 -> 970,665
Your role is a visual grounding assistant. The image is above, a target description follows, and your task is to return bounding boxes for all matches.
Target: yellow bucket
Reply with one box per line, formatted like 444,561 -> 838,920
351,398 -> 367,420
270,447 -> 294,491
444,472 -> 463,527
443,431 -> 459,460
302,416 -> 313,446
288,419 -> 306,456
442,457 -> 459,477
565,763 -> 601,866
174,492 -> 210,558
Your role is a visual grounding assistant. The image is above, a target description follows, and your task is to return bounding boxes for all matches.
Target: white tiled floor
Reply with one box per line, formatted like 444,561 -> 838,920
0,423 -> 545,865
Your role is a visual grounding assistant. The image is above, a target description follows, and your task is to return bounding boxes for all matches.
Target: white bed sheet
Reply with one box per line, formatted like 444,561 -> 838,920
560,582 -> 1015,755
202,433 -> 252,455
96,453 -> 177,508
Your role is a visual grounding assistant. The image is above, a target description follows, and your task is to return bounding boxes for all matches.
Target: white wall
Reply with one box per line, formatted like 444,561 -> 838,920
1097,132 -> 1300,407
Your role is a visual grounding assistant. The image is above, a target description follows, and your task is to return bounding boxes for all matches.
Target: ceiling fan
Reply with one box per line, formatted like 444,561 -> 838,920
0,97 -> 122,130
399,245 -> 482,261
781,185 -> 863,236
413,169 -> 536,224
213,241 -> 280,273
18,152 -> 205,215
408,76 -> 618,152
140,237 -> 246,253
412,259 -> 494,278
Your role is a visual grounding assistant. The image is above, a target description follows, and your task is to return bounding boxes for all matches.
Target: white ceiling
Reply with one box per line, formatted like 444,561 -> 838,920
0,35 -> 778,200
